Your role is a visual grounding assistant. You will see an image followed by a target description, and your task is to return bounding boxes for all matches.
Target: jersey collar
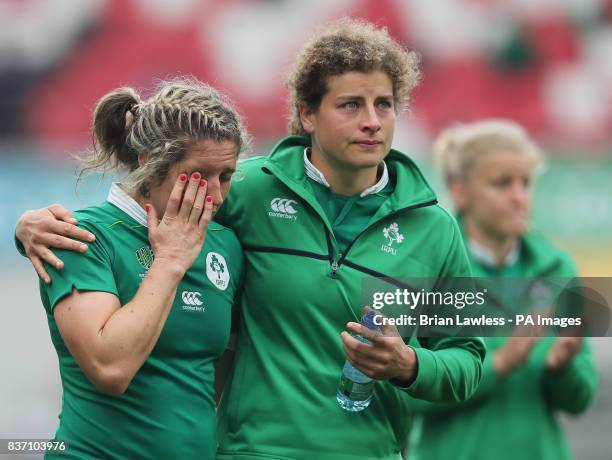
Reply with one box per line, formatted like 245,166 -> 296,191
303,147 -> 389,197
468,238 -> 520,269
107,183 -> 147,227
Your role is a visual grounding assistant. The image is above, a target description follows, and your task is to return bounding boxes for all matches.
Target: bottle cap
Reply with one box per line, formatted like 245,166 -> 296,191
361,309 -> 380,330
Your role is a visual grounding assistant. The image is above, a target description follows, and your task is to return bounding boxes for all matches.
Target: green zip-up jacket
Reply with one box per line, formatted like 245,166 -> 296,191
409,228 -> 598,460
215,136 -> 486,460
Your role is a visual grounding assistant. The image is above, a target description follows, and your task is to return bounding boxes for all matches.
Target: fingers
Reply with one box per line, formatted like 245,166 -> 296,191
341,331 -> 379,360
48,204 -> 77,225
165,173 -> 188,219
45,220 -> 94,249
178,172 -> 202,222
145,204 -> 158,233
341,333 -> 385,379
188,179 -> 207,225
30,245 -> 65,271
31,256 -> 51,284
199,195 -> 214,235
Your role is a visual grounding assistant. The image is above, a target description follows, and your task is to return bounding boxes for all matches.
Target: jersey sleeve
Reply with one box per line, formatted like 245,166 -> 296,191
43,219 -> 118,312
14,232 -> 26,257
540,255 -> 598,415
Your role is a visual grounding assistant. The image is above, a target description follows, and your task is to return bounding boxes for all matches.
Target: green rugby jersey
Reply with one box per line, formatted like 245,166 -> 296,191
39,185 -> 243,459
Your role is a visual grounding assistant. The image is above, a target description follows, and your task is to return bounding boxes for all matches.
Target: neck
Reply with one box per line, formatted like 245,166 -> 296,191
309,148 -> 379,196
464,217 -> 518,267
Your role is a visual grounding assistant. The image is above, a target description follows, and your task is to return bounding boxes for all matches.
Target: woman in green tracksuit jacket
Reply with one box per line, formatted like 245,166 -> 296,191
15,19 -> 485,459
409,120 -> 598,460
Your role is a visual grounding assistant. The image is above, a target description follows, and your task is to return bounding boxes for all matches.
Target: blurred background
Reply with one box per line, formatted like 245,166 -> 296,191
0,0 -> 610,458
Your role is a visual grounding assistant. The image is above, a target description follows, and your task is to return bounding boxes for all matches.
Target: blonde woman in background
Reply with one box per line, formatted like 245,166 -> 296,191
409,120 -> 598,460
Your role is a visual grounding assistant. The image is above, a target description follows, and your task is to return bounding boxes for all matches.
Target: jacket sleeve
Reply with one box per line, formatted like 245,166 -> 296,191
396,215 -> 486,404
542,337 -> 598,415
407,350 -> 499,414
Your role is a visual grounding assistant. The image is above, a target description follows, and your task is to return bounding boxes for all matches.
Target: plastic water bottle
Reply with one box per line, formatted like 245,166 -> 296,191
336,310 -> 381,412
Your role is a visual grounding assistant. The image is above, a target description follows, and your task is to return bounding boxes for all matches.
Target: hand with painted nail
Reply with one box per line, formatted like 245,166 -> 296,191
15,204 -> 96,283
145,172 -> 214,277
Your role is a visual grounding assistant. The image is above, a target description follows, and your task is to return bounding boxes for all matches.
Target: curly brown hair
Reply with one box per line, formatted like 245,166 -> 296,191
287,17 -> 421,136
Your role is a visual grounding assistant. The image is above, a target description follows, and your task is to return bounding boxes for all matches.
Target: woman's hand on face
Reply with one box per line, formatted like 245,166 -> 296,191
146,172 -> 213,277
16,204 -> 96,284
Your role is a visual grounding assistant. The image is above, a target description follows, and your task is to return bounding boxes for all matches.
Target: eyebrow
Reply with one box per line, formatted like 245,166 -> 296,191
335,94 -> 394,101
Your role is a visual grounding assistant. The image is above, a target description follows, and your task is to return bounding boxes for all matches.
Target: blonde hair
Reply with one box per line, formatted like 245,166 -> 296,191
287,17 -> 421,135
433,119 -> 546,183
79,77 -> 249,197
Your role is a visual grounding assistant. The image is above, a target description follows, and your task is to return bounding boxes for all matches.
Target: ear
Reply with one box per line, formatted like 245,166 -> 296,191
137,152 -> 147,167
448,178 -> 468,211
298,103 -> 316,134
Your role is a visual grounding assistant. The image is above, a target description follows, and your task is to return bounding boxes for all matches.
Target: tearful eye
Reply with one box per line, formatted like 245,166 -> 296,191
341,101 -> 359,110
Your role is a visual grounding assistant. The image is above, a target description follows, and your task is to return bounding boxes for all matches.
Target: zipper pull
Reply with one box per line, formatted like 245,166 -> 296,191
330,259 -> 339,278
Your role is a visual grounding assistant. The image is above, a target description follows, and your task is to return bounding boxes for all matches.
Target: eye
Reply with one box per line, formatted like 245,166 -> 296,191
220,173 -> 234,183
492,177 -> 511,188
377,99 -> 393,110
341,101 -> 359,110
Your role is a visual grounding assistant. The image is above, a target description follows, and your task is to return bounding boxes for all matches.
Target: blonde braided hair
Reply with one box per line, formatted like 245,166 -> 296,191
79,77 -> 249,197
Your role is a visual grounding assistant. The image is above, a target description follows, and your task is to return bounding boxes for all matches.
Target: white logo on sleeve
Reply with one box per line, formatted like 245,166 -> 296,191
181,291 -> 203,306
180,291 -> 205,312
269,198 -> 298,221
206,252 -> 230,291
381,222 -> 405,255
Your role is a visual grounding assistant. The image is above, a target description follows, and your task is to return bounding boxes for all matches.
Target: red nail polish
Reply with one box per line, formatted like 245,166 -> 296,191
145,204 -> 151,212
206,196 -> 213,203
179,174 -> 187,182
193,172 -> 201,180
200,179 -> 206,187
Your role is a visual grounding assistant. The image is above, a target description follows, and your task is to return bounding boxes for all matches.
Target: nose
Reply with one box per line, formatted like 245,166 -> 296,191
510,181 -> 530,207
360,104 -> 381,133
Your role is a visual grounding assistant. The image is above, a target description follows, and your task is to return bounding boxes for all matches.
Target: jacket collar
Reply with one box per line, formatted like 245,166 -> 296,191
264,136 -> 437,216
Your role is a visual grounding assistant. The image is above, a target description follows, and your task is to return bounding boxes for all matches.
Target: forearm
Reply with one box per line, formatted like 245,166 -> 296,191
95,261 -> 184,380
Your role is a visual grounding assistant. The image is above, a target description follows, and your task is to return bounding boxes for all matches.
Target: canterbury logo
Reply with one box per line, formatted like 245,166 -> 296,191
271,198 -> 297,214
181,291 -> 203,306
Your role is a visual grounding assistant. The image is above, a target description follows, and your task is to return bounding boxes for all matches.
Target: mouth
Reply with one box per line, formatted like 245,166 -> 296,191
352,140 -> 383,149
353,139 -> 382,145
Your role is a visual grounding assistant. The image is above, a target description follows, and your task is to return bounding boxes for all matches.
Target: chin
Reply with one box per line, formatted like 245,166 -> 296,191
506,223 -> 528,238
345,155 -> 385,169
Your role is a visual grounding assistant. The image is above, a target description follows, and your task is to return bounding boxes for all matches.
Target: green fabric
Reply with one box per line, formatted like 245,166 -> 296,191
214,135 -> 485,460
39,201 -> 243,460
408,226 -> 599,460
309,177 -> 393,253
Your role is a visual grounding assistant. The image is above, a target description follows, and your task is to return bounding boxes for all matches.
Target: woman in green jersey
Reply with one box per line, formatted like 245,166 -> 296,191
31,79 -> 246,459
409,119 -> 598,460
